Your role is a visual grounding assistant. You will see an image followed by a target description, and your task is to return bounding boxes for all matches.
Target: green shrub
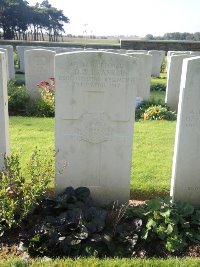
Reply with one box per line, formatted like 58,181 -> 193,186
8,80 -> 55,117
135,99 -> 165,121
141,198 -> 200,252
0,149 -> 54,235
143,105 -> 176,121
150,83 -> 166,91
8,80 -> 30,116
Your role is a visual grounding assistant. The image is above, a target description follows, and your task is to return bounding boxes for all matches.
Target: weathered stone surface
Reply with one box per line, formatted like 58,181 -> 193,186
170,56 -> 200,205
165,54 -> 194,111
0,52 -> 9,170
55,51 -> 139,205
0,48 -> 9,80
0,45 -> 15,79
128,53 -> 152,100
166,51 -> 191,71
25,49 -> 56,98
17,46 -> 45,73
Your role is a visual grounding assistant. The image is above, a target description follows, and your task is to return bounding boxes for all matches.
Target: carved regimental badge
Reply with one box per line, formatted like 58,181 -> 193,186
79,113 -> 111,143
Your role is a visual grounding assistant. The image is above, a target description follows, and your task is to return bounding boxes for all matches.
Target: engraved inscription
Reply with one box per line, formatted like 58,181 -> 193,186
188,186 -> 200,191
184,109 -> 200,127
58,62 -> 134,90
79,113 -> 111,143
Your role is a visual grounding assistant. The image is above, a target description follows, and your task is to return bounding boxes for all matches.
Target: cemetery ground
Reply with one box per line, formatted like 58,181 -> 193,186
2,70 -> 200,264
2,117 -> 200,266
0,63 -> 200,266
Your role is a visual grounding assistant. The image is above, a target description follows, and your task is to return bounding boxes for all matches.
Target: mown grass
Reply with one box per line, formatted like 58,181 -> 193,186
151,72 -> 167,86
150,91 -> 165,102
131,120 -> 176,199
9,116 -> 176,199
1,257 -> 200,267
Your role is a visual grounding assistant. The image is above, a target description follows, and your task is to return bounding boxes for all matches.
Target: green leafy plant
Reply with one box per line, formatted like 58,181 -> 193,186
8,80 -> 31,115
143,105 -> 176,121
141,198 -> 200,252
135,99 -> 166,121
0,149 -> 53,236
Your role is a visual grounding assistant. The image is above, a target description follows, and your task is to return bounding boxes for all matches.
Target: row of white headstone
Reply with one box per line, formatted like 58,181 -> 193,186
165,50 -> 200,111
23,48 -> 165,101
1,49 -> 199,205
19,46 -> 165,76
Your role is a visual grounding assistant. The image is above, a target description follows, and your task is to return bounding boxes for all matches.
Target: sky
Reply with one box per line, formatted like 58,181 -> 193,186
27,0 -> 200,37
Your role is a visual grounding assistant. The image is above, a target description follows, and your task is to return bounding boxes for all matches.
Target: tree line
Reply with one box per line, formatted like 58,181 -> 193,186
0,0 -> 69,41
145,32 -> 200,41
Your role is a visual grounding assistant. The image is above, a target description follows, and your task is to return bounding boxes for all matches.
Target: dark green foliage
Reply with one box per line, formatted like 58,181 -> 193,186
25,187 -> 142,258
8,80 -> 30,115
141,198 -> 200,252
150,83 -> 166,91
0,0 -> 69,41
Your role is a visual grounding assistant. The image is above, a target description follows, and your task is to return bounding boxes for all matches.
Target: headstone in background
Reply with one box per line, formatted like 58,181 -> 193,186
171,56 -> 200,205
0,45 -> 15,80
0,52 -> 9,170
148,50 -> 165,77
166,51 -> 191,72
128,53 -> 152,100
165,54 -> 194,111
25,49 -> 56,98
0,48 -> 9,80
16,46 -> 42,73
55,51 -> 139,205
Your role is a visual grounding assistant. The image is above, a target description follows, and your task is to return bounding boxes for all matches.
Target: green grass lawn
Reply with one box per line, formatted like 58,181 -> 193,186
15,72 -> 25,81
9,116 -> 176,199
1,257 -> 200,267
151,72 -> 167,85
150,90 -> 165,102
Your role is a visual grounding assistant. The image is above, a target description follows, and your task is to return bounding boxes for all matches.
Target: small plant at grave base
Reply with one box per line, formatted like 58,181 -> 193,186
25,187 -> 142,258
141,198 -> 200,253
143,105 -> 177,121
135,99 -> 168,121
36,78 -> 55,117
0,149 -> 54,236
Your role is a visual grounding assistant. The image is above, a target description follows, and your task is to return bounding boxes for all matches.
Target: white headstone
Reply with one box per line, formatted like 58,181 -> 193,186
148,50 -> 165,77
166,51 -> 191,72
55,51 -> 139,205
25,49 -> 56,98
127,50 -> 148,54
0,48 -> 9,80
17,46 -> 42,73
128,53 -> 152,100
170,56 -> 200,205
165,54 -> 194,111
0,52 -> 9,170
0,45 -> 15,80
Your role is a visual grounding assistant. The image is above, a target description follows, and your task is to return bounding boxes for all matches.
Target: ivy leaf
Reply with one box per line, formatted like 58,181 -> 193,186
146,218 -> 156,230
166,224 -> 174,235
145,199 -> 161,211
